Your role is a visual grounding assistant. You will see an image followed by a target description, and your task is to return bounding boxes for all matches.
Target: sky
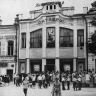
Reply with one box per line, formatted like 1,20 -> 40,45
0,0 -> 95,25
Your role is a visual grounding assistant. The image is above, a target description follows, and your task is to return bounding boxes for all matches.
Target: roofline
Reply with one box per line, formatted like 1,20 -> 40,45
0,25 -> 15,29
19,12 -> 71,22
41,1 -> 62,7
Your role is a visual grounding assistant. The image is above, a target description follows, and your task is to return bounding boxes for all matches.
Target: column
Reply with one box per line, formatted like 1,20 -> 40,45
26,59 -> 30,73
73,59 -> 76,72
55,59 -> 59,71
26,23 -> 30,73
16,27 -> 19,74
55,16 -> 60,71
42,59 -> 46,72
42,17 -> 46,71
73,20 -> 77,71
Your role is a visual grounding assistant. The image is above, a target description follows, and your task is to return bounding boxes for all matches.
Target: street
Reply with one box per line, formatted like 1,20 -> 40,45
0,83 -> 96,96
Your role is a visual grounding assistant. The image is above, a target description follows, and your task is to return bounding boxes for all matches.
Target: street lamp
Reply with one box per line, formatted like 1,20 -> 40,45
82,15 -> 88,72
14,14 -> 19,74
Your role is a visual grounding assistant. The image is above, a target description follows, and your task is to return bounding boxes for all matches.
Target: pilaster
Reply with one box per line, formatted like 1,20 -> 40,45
26,23 -> 30,73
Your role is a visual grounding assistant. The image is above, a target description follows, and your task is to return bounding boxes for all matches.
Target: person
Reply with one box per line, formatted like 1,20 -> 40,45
52,78 -> 61,96
37,74 -> 42,88
77,75 -> 82,90
85,72 -> 90,87
61,74 -> 66,90
73,75 -> 77,91
23,77 -> 29,96
66,75 -> 71,90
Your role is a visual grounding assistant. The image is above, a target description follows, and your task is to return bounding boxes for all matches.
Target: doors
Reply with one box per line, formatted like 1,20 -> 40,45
45,64 -> 55,72
78,63 -> 84,73
7,69 -> 13,81
46,59 -> 55,72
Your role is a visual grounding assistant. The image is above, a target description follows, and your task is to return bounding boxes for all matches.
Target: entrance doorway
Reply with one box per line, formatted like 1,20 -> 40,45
77,59 -> 85,72
60,59 -> 73,73
7,69 -> 13,81
46,59 -> 55,72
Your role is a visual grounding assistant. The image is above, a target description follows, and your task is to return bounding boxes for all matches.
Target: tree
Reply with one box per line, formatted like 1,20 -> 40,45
88,1 -> 96,55
88,32 -> 96,55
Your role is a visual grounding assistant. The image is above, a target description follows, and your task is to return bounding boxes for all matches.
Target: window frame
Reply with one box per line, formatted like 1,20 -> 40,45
21,32 -> 26,48
59,27 -> 73,47
77,29 -> 84,47
30,29 -> 42,48
8,40 -> 14,56
46,27 -> 55,48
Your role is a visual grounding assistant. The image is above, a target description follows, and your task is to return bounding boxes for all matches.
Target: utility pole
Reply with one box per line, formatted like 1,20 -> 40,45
14,14 -> 19,74
82,15 -> 88,72
14,14 -> 22,74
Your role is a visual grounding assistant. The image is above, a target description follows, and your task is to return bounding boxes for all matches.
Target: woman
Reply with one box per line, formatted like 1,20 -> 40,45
52,78 -> 61,96
23,77 -> 29,96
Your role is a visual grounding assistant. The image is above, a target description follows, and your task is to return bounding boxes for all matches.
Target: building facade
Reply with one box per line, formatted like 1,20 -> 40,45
0,24 -> 16,76
18,1 -> 96,74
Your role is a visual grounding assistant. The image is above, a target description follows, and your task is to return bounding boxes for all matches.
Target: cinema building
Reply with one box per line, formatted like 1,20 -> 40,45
18,1 -> 96,73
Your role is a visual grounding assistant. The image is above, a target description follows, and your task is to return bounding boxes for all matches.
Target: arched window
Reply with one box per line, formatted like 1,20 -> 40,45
54,5 -> 56,9
8,41 -> 14,56
46,5 -> 48,10
50,5 -> 52,10
60,27 -> 73,47
30,29 -> 42,48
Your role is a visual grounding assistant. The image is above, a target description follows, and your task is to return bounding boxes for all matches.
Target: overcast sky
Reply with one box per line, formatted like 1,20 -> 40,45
0,0 -> 95,25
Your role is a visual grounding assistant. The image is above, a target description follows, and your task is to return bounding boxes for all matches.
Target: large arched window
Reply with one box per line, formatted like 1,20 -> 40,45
8,41 -> 14,56
60,27 -> 73,47
30,29 -> 42,48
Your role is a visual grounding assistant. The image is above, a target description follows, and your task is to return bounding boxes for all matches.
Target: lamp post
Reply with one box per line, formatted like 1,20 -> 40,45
82,15 -> 88,72
14,14 -> 19,74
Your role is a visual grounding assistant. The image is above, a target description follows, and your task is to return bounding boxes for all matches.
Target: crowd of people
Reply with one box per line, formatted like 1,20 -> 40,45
12,70 -> 96,89
0,70 -> 96,96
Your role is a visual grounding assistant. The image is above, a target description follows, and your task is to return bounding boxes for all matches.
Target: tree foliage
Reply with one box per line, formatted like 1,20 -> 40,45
88,33 -> 96,55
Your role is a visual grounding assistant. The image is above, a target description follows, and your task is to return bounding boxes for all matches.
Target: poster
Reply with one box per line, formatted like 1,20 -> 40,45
64,64 -> 70,71
34,65 -> 40,72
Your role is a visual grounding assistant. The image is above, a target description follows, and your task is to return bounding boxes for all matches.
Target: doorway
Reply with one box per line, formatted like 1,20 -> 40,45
60,59 -> 73,73
7,69 -> 13,81
46,59 -> 55,72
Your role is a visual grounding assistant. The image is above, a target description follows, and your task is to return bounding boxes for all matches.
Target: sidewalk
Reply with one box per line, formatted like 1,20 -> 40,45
0,83 -> 96,96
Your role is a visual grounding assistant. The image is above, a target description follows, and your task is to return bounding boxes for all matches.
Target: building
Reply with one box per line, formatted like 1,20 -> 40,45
0,24 -> 16,76
18,1 -> 96,73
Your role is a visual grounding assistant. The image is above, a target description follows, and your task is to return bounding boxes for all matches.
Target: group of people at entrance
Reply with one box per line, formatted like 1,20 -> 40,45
0,70 -> 95,96
21,70 -> 96,96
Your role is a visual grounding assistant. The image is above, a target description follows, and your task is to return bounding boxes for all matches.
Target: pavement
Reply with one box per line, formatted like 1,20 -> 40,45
0,82 -> 96,96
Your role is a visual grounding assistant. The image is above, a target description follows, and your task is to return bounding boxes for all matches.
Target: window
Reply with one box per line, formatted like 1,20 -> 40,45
60,27 -> 73,47
46,5 -> 48,10
8,41 -> 14,56
77,29 -> 84,47
50,5 -> 52,10
21,33 -> 26,48
0,42 -> 1,55
30,29 -> 42,48
54,5 -> 56,9
46,27 -> 55,48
